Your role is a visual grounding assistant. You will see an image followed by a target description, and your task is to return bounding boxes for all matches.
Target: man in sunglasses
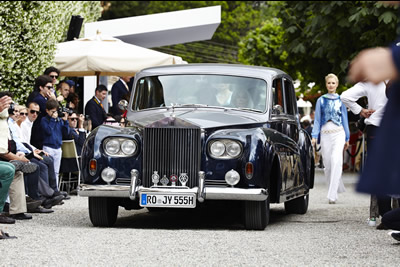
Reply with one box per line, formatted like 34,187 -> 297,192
63,112 -> 86,156
43,66 -> 60,89
20,102 -> 40,148
30,75 -> 56,149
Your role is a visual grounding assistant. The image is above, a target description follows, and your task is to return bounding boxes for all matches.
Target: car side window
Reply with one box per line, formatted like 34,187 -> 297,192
272,78 -> 284,107
283,79 -> 296,115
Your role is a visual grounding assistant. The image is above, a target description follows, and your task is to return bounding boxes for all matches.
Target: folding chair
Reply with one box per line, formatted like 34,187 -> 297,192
59,139 -> 81,193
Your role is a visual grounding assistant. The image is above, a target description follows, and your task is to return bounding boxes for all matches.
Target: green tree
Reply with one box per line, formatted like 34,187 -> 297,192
0,1 -> 102,104
100,1 -> 266,63
239,1 -> 399,96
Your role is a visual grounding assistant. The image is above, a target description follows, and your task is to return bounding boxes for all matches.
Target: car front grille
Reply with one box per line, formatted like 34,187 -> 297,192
143,127 -> 201,188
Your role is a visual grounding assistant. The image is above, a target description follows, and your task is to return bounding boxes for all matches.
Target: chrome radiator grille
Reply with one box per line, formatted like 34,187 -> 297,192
143,127 -> 201,188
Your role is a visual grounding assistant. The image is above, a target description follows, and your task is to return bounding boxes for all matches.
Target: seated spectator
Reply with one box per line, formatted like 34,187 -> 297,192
0,94 -> 17,225
66,92 -> 79,113
16,105 -> 28,127
63,112 -> 86,156
8,101 -> 66,211
103,113 -> 120,127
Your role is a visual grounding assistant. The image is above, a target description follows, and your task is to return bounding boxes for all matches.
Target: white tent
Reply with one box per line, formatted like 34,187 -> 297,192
54,33 -> 186,79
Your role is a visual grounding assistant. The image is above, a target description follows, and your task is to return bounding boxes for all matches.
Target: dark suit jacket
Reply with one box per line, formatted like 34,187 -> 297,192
111,79 -> 130,116
85,97 -> 107,130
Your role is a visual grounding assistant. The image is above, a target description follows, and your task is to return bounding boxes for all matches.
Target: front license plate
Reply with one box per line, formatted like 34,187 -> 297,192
139,193 -> 196,208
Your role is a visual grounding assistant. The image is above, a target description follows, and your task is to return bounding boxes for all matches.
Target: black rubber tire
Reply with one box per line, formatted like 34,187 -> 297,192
284,194 -> 309,214
89,197 -> 119,227
244,197 -> 270,230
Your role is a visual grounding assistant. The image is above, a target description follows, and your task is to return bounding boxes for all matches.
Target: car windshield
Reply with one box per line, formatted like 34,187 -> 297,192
132,74 -> 268,112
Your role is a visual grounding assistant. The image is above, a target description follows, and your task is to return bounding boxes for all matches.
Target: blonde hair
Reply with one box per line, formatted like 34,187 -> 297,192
325,73 -> 339,84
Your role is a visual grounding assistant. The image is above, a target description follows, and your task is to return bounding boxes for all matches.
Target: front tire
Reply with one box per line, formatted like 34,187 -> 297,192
89,197 -> 119,227
284,194 -> 309,214
244,197 -> 270,230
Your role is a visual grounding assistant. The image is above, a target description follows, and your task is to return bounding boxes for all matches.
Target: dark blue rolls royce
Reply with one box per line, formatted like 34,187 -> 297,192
79,64 -> 315,230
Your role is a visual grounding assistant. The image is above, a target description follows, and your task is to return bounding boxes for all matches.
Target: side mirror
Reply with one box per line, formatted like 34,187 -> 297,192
118,100 -> 128,112
272,104 -> 283,115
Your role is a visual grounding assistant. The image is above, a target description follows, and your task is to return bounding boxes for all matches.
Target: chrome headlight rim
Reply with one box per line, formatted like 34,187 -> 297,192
121,139 -> 137,156
104,139 -> 120,155
208,139 -> 243,159
103,138 -> 138,157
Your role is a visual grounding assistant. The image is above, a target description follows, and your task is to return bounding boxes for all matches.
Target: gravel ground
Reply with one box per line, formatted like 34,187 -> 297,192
1,169 -> 399,266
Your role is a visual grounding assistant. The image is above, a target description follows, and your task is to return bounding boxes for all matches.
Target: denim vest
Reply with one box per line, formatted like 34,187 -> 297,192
320,94 -> 343,127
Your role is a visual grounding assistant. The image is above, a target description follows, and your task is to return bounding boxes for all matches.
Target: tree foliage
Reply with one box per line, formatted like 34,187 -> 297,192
239,1 -> 399,95
0,1 -> 102,104
101,1 -> 266,63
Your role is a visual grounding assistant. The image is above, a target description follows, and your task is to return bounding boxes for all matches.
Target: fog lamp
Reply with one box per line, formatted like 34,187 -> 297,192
101,167 -> 116,183
225,169 -> 240,186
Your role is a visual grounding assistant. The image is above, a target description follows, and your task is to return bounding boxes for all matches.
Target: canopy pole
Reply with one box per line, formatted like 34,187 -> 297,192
95,71 -> 100,87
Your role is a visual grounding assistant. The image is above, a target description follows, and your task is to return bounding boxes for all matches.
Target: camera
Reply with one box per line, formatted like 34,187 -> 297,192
58,106 -> 73,118
8,102 -> 15,115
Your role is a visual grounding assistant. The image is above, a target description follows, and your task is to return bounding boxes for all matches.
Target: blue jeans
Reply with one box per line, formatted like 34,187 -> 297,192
0,161 -> 15,212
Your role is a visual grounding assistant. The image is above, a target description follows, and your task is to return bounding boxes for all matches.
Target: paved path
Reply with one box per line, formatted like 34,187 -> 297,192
1,169 -> 398,266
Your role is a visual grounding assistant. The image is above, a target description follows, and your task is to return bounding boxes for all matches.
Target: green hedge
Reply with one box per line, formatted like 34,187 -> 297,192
0,1 -> 102,104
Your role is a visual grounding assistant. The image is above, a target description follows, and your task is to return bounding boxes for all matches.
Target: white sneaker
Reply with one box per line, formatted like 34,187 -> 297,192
367,217 -> 376,227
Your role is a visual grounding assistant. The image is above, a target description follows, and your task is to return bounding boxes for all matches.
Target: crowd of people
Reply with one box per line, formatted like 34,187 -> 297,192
0,67 -> 130,239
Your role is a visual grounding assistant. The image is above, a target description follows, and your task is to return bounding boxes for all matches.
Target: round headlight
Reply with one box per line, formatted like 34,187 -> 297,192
225,169 -> 240,186
226,141 -> 241,157
210,141 -> 225,157
121,140 -> 136,155
101,167 -> 116,183
105,139 -> 120,154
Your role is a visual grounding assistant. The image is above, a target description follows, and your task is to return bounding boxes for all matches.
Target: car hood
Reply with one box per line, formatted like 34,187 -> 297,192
130,109 -> 262,129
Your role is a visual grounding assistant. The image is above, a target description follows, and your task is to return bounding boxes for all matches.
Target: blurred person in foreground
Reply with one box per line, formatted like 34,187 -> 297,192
348,4 -> 400,241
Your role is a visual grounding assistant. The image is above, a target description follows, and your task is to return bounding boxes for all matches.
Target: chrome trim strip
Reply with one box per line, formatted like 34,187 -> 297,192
79,184 -> 268,201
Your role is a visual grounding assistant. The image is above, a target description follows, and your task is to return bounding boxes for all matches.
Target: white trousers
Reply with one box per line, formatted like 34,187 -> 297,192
320,121 -> 346,202
43,146 -> 62,188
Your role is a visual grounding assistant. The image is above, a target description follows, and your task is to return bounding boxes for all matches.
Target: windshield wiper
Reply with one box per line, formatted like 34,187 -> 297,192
230,107 -> 263,113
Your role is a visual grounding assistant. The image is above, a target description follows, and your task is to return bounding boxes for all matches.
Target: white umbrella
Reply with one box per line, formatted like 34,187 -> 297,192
54,32 -> 185,79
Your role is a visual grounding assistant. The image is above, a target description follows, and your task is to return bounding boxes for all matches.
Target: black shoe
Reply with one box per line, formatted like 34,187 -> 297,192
391,231 -> 400,242
376,222 -> 389,230
9,160 -> 37,174
0,214 -> 15,224
10,213 -> 32,220
0,229 -> 17,239
3,203 -> 9,213
26,199 -> 42,212
29,207 -> 54,213
42,195 -> 64,209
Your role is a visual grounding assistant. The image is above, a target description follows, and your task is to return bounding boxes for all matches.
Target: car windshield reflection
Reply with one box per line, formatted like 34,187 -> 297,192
133,74 -> 268,112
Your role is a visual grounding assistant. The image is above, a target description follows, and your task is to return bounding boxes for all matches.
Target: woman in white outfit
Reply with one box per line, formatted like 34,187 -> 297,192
311,73 -> 350,204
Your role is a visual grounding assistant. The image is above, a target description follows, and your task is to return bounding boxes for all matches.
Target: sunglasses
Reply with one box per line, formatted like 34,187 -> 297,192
45,85 -> 54,90
50,75 -> 58,79
69,118 -> 78,121
20,112 -> 28,116
30,110 -> 40,115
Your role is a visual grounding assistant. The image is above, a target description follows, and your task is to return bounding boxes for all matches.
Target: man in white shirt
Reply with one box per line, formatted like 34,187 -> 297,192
341,81 -> 392,229
20,102 -> 40,144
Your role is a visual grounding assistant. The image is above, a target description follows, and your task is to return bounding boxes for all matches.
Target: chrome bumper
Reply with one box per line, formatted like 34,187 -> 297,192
79,170 -> 268,202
